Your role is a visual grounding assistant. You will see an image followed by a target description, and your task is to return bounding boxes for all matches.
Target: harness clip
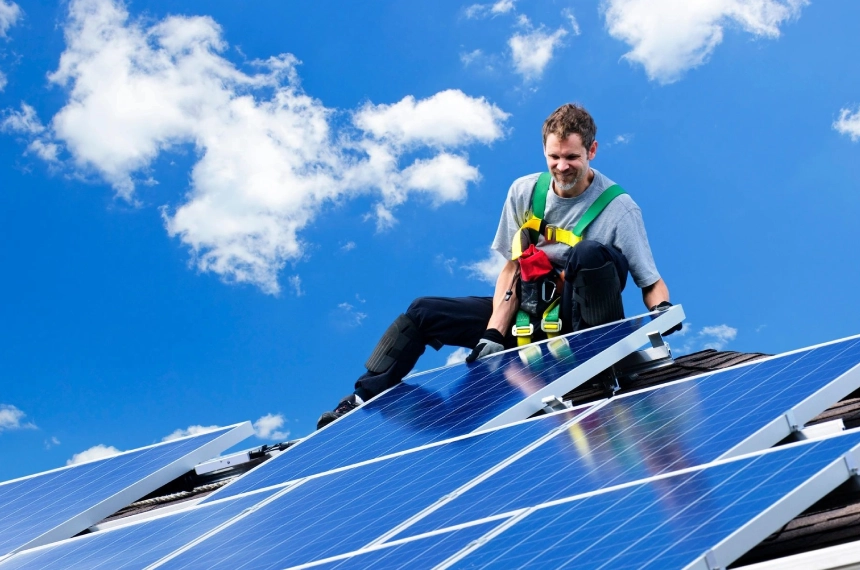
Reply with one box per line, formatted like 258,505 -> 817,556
545,225 -> 558,242
512,323 -> 534,337
541,318 -> 562,333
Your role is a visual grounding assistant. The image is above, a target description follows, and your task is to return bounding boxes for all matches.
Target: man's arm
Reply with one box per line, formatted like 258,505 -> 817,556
488,259 -> 519,333
466,259 -> 519,363
642,278 -> 669,310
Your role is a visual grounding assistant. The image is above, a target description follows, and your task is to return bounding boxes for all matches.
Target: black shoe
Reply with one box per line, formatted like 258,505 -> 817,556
316,394 -> 364,430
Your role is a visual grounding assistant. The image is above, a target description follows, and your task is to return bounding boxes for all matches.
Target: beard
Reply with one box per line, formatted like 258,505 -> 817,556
553,169 -> 584,192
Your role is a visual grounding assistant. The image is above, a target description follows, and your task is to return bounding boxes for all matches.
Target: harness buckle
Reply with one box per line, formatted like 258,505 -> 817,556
545,225 -> 558,242
511,323 -> 534,337
541,317 -> 562,333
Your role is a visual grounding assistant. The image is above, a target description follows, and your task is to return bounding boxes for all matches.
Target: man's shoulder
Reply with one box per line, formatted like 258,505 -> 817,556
592,169 -> 639,212
509,172 -> 542,194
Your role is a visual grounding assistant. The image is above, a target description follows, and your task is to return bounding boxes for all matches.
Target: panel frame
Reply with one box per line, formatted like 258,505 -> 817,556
375,333 -> 860,546
717,338 -> 860,458
478,304 -> 685,430
0,422 -> 253,560
684,447 -> 860,570
432,433 -> 860,570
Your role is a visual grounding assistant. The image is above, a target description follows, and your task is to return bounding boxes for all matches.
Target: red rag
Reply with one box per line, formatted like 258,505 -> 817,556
518,245 -> 553,281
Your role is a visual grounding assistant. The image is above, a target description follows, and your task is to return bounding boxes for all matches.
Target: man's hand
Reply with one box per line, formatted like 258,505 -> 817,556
466,329 -> 506,363
651,301 -> 683,336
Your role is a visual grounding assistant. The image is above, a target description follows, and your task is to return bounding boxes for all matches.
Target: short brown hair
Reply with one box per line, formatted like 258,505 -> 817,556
542,104 -> 597,149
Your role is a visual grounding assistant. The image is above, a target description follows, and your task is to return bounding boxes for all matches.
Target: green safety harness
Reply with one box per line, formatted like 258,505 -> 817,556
511,172 -> 626,345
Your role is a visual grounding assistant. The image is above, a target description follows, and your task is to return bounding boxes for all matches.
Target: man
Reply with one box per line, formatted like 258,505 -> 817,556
317,103 -> 675,429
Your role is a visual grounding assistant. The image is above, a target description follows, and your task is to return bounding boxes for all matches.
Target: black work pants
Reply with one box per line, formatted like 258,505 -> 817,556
354,240 -> 628,398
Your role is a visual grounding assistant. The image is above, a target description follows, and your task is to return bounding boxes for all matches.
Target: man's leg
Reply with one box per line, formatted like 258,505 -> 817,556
561,240 -> 629,332
317,296 -> 494,429
355,296 -> 494,398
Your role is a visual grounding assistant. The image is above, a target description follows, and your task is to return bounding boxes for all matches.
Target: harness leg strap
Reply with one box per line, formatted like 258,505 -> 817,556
365,314 -> 422,374
571,261 -> 625,327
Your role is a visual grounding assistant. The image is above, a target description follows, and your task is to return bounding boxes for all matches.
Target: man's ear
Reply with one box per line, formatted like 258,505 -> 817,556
588,140 -> 598,160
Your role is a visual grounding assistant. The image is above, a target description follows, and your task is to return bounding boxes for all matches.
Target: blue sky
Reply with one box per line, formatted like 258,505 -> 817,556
1,0 -> 859,480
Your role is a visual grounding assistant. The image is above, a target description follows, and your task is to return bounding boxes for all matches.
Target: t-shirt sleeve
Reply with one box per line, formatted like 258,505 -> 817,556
491,181 -> 527,261
614,207 -> 661,288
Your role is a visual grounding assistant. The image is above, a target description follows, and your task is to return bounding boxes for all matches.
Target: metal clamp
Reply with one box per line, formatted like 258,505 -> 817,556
545,225 -> 558,242
541,396 -> 569,413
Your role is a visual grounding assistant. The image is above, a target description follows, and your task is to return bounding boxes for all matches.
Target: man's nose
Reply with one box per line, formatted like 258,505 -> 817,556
557,160 -> 569,171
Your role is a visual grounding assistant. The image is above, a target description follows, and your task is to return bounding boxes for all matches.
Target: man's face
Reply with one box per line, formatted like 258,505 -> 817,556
544,133 -> 598,194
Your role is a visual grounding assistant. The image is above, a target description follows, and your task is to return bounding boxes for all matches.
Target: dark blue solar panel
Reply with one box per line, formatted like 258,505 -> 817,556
148,412 -> 578,569
0,427 -> 237,557
212,314 -> 662,500
453,432 -> 860,569
403,336 -> 860,536
306,520 -> 499,570
0,490 -> 274,570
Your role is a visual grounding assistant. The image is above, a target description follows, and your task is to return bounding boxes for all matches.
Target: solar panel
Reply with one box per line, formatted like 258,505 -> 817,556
444,431 -> 860,569
394,334 -> 860,537
288,520 -> 502,570
210,307 -> 684,501
0,489 -> 276,570
0,423 -> 252,559
141,411 -> 586,569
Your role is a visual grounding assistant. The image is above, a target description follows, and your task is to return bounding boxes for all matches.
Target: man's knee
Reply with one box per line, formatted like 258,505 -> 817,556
406,296 -> 435,327
564,240 -> 607,271
364,313 -> 423,374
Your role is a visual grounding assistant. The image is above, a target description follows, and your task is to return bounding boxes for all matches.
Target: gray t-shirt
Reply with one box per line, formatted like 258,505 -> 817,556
491,169 -> 661,288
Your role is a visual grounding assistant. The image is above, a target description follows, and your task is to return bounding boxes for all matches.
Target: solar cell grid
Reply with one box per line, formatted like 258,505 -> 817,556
292,521 -> 500,570
448,432 -> 860,570
145,411 -> 584,570
0,425 -> 249,557
212,308 -> 683,501
0,489 -> 275,570
398,335 -> 860,537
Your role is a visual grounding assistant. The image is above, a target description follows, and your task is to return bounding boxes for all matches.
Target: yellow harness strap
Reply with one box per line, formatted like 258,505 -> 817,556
512,218 -> 582,260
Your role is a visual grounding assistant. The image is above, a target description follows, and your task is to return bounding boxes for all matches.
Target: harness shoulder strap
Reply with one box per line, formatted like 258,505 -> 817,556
527,172 -> 552,244
572,184 -> 626,237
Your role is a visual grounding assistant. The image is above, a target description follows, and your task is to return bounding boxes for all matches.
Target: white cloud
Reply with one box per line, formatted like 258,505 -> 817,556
465,248 -> 507,285
607,133 -> 634,147
446,347 -> 470,365
399,153 -> 479,205
834,107 -> 860,141
436,254 -> 458,275
288,275 -> 303,297
341,241 -> 356,252
8,0 -> 508,295
0,403 -> 36,432
674,323 -> 738,354
699,324 -> 738,350
2,103 -> 45,135
353,89 -> 508,149
603,0 -> 808,84
161,424 -> 221,442
334,302 -> 367,329
464,0 -> 516,19
67,444 -> 121,465
253,413 -> 289,440
460,49 -> 484,67
509,26 -> 567,80
0,0 -> 21,38
562,8 -> 581,36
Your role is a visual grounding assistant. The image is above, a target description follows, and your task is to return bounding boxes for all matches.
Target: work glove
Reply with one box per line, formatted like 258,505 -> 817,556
650,301 -> 683,336
466,328 -> 506,363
